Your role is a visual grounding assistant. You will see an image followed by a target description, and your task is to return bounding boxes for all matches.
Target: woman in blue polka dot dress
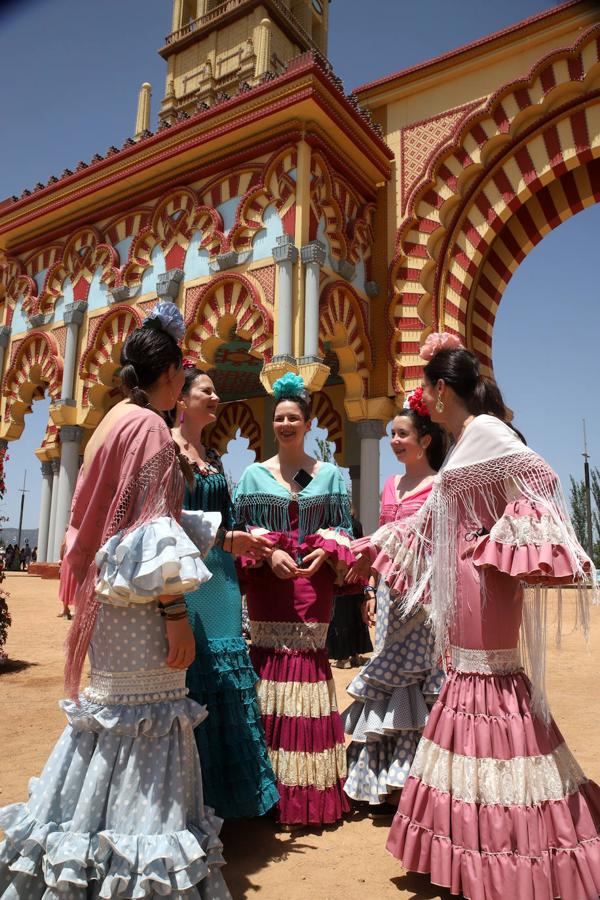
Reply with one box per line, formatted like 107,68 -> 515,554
343,394 -> 448,812
0,306 -> 232,899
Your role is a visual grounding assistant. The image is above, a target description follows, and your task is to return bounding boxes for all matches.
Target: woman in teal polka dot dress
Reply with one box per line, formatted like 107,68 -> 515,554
172,365 -> 279,819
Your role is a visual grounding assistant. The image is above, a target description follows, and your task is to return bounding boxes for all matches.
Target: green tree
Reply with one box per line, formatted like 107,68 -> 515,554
569,475 -> 588,548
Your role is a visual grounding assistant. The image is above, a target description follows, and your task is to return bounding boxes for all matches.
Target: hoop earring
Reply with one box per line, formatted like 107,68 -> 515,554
435,394 -> 444,414
417,450 -> 424,460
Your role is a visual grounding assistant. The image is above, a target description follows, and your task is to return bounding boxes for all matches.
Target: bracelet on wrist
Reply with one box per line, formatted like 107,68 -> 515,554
164,610 -> 188,621
363,586 -> 376,596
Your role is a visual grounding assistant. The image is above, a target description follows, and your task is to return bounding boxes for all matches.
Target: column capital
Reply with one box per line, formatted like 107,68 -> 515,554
0,325 -> 11,348
51,458 -> 61,474
156,269 -> 184,300
301,240 -> 326,267
41,460 -> 54,477
273,235 -> 298,264
64,301 -> 88,325
356,419 -> 386,440
60,425 -> 84,444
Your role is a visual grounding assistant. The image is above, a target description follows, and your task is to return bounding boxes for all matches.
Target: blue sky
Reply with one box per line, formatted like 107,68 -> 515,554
1,0 -> 599,529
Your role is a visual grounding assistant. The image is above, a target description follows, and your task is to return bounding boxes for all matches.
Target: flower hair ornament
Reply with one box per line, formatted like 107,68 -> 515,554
182,358 -> 197,370
419,331 -> 463,362
142,301 -> 185,344
272,372 -> 308,402
407,386 -> 430,418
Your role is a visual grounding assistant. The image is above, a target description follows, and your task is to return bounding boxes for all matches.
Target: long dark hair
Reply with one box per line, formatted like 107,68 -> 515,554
120,323 -> 182,408
424,347 -> 508,420
393,409 -> 448,471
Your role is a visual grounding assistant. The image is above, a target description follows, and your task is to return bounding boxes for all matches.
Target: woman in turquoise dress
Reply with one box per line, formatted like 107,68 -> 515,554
172,365 -> 279,819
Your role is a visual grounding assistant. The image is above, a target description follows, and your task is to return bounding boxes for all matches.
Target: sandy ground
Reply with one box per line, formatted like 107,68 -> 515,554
1,573 -> 599,900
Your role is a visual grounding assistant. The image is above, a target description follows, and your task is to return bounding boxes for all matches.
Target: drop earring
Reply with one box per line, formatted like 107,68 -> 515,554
435,394 -> 444,413
179,410 -> 185,425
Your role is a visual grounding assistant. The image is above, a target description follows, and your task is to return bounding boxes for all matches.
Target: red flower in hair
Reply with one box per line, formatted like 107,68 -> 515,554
182,359 -> 196,370
408,387 -> 430,418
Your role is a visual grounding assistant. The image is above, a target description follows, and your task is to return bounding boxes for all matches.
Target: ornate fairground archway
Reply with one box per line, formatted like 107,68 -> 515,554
79,305 -> 142,427
389,23 -> 600,392
2,331 -> 63,441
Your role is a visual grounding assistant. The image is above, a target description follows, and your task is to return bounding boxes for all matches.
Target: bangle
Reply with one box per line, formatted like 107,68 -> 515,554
363,586 -> 376,596
158,599 -> 187,617
164,610 -> 188,621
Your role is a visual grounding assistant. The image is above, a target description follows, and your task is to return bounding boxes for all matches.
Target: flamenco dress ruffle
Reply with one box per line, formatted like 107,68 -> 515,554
242,528 -> 353,826
343,581 -> 444,805
0,517 -> 231,900
387,528 -> 600,900
184,544 -> 279,820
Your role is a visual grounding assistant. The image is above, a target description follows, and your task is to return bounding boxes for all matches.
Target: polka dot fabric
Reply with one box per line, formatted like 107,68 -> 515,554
0,602 -> 232,899
342,579 -> 444,805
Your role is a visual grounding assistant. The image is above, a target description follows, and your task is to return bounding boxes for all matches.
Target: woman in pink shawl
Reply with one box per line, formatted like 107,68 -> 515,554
0,302 -> 231,900
360,335 -> 600,900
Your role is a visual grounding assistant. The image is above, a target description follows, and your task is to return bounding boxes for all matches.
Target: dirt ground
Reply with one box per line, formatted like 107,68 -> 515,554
1,573 -> 599,900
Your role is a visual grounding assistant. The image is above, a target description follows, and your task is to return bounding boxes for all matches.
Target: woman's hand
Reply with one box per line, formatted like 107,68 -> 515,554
229,530 -> 273,561
268,548 -> 298,580
361,597 -> 376,627
297,547 -> 328,579
346,553 -> 372,584
165,616 -> 196,669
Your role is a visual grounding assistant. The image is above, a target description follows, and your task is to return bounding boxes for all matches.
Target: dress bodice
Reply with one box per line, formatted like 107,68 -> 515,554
183,449 -> 234,530
379,477 -> 433,525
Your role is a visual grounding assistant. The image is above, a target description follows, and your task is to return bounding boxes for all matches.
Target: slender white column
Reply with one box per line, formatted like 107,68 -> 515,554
36,461 -> 54,563
52,426 -> 84,562
46,459 -> 61,563
357,420 -> 385,534
272,235 -> 297,361
61,303 -> 87,403
300,240 -> 326,360
254,17 -> 272,79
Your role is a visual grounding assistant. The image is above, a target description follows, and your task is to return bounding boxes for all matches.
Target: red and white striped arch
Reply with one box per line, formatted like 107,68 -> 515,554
311,390 -> 343,463
183,274 -> 273,368
205,401 -> 262,459
389,23 -> 600,391
79,306 -> 142,405
3,331 -> 63,435
319,282 -> 372,408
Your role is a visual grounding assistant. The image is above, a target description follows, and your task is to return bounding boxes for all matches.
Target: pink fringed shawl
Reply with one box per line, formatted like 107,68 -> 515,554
63,408 -> 185,698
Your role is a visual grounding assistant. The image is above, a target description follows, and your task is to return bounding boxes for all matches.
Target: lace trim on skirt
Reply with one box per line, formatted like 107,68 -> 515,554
85,666 -> 188,705
449,645 -> 522,675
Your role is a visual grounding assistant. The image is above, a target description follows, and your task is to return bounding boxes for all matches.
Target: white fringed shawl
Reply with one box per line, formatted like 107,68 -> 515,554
367,415 -> 596,721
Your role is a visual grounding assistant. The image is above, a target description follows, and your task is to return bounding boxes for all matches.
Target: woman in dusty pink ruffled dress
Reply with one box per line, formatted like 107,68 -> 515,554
359,334 -> 600,900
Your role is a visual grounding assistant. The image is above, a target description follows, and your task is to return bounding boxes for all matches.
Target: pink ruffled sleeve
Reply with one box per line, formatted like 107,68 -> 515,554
236,528 -> 294,570
301,528 -> 355,578
472,498 -> 591,585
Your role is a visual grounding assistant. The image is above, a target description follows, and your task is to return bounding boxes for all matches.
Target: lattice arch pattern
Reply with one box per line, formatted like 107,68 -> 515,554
184,275 -> 273,368
205,401 -> 262,459
80,306 -> 142,399
389,23 -> 600,390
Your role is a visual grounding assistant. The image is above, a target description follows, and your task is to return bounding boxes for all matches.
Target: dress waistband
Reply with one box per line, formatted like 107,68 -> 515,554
84,666 -> 188,705
250,620 -> 329,651
449,646 -> 522,675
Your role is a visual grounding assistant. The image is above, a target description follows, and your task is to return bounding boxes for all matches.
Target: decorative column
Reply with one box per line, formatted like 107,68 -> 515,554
61,302 -> 87,403
254,18 -> 272,79
36,461 -> 54,564
171,0 -> 183,31
357,420 -> 385,534
272,235 -> 297,362
52,426 -> 84,562
0,326 -> 11,378
46,459 -> 61,563
300,240 -> 326,361
134,83 -> 152,140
